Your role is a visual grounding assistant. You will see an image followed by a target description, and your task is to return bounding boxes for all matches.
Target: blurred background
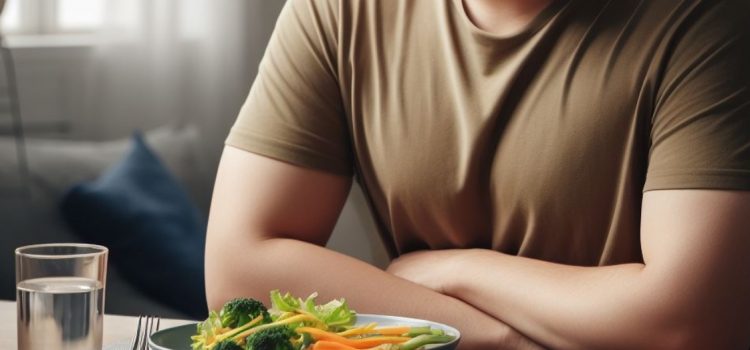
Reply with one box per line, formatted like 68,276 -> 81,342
0,0 -> 388,319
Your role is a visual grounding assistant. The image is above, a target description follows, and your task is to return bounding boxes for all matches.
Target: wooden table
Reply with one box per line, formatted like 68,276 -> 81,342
0,300 -> 194,349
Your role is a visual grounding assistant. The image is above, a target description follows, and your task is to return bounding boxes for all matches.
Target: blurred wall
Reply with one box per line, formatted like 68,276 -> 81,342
6,1 -> 390,268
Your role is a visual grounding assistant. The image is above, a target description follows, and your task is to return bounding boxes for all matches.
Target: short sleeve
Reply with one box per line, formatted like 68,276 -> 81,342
226,0 -> 352,176
644,0 -> 750,192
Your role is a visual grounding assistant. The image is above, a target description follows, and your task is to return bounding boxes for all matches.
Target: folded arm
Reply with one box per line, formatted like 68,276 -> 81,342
204,146 -> 544,350
390,190 -> 750,349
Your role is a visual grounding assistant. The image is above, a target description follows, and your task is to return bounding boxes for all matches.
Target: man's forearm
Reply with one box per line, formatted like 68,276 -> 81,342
390,191 -> 750,349
442,250 -> 653,349
205,236 -> 542,350
393,249 -> 722,350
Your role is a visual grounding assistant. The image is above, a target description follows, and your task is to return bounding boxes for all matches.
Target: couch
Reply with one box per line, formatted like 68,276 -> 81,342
0,126 -> 210,318
0,125 -> 389,318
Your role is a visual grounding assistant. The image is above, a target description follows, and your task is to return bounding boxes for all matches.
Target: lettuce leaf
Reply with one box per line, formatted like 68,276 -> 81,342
192,310 -> 222,350
269,290 -> 356,330
270,290 -> 301,312
315,298 -> 356,328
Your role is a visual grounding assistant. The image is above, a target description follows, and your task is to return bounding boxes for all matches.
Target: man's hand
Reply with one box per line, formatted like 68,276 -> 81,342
387,250 -> 547,350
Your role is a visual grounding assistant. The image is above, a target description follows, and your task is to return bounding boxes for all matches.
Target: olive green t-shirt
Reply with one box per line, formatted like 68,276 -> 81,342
226,0 -> 750,265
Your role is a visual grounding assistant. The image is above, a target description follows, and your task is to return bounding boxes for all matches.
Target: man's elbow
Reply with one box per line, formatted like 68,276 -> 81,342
204,259 -> 237,311
649,325 -> 701,350
574,296 -> 750,350
646,316 -> 749,350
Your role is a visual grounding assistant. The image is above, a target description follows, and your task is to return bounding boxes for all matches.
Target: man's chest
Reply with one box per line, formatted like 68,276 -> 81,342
354,48 -> 649,205
340,3 -> 665,260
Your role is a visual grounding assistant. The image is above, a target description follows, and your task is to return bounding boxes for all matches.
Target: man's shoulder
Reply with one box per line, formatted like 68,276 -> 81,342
643,0 -> 750,29
604,0 -> 750,57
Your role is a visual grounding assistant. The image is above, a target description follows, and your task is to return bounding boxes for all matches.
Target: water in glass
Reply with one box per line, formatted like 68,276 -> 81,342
17,276 -> 104,350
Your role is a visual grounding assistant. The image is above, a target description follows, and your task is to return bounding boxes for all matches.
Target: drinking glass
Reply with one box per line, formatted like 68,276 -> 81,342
16,243 -> 108,350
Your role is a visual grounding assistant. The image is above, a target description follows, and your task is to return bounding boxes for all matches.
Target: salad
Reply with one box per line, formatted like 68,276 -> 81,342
191,290 -> 456,350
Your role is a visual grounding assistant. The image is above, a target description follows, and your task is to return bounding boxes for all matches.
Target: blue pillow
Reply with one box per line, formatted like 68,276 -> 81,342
60,133 -> 207,318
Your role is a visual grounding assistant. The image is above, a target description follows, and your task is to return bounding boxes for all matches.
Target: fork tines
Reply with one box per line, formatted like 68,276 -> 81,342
130,315 -> 162,350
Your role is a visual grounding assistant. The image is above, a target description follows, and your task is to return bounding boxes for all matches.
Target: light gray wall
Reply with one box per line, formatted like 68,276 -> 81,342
329,185 -> 390,268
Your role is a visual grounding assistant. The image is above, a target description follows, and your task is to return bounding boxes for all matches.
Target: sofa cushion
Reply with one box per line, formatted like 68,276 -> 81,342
0,127 -> 208,319
59,132 -> 207,318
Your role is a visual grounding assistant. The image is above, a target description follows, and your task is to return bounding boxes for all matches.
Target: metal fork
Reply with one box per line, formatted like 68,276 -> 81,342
129,315 -> 161,350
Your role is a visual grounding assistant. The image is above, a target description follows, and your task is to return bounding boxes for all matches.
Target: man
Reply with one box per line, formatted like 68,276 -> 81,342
205,0 -> 750,348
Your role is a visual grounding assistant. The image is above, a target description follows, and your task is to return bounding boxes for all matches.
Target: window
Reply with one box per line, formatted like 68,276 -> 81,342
1,0 -> 21,32
1,0 -> 105,34
57,0 -> 105,30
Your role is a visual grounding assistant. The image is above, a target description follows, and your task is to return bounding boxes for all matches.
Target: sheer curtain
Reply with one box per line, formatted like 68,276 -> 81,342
80,0 -> 284,169
77,0 -> 390,267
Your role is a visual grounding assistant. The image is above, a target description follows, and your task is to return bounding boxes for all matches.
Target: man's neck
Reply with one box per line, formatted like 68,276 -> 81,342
462,0 -> 554,36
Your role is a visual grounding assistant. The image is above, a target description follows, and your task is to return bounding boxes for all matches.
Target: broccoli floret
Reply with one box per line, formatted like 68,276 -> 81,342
213,339 -> 244,350
244,327 -> 295,350
220,298 -> 271,328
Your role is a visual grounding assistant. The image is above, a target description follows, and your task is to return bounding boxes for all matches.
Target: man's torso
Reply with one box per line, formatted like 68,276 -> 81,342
338,0 -> 694,264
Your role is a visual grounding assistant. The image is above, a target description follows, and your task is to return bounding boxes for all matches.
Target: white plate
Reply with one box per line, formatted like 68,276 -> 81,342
149,314 -> 461,349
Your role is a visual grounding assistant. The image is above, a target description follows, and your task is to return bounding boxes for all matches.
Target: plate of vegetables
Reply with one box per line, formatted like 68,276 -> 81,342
148,290 -> 460,350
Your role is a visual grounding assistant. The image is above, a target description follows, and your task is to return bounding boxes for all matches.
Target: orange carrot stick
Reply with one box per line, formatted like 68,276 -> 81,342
297,327 -> 409,349
312,341 -> 359,350
347,337 -> 410,348
298,327 -> 353,343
